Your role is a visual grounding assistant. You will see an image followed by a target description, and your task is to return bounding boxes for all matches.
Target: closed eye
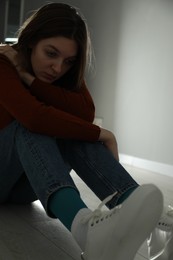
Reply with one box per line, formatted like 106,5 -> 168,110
46,50 -> 57,58
65,58 -> 77,65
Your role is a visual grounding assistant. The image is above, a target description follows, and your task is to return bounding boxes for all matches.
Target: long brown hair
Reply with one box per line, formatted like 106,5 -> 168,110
15,3 -> 92,90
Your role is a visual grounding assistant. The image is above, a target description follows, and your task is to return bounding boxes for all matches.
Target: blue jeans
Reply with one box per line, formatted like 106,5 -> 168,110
0,120 -> 138,216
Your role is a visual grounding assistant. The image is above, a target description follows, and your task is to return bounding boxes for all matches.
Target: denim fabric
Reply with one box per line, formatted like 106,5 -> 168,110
0,120 -> 138,216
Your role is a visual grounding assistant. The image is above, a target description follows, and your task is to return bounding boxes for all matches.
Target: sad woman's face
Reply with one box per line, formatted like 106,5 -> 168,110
30,36 -> 78,83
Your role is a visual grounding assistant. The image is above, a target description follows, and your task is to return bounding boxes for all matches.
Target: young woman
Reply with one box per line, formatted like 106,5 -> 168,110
0,3 -> 164,260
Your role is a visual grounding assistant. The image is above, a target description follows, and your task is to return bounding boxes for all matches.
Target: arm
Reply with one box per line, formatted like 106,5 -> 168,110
0,55 -> 100,141
0,45 -> 95,122
0,46 -> 119,160
30,79 -> 95,122
98,128 -> 119,161
0,44 -> 35,85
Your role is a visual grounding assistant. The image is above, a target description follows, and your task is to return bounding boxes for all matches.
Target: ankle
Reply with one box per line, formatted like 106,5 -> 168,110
48,187 -> 87,230
117,186 -> 137,205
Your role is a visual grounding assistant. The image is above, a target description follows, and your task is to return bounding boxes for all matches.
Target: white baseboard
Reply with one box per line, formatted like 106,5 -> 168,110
119,154 -> 173,178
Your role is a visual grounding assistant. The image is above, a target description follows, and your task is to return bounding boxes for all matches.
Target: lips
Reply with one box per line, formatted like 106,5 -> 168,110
44,73 -> 56,80
42,72 -> 57,82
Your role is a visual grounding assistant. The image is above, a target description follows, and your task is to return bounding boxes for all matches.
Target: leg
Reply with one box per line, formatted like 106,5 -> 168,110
8,174 -> 37,204
14,123 -> 79,216
0,121 -> 36,204
1,123 -> 163,260
57,140 -> 139,208
55,140 -> 164,259
1,121 -> 87,229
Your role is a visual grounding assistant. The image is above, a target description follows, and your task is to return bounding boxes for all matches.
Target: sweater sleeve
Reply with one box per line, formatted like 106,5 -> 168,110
0,55 -> 100,141
30,79 -> 95,122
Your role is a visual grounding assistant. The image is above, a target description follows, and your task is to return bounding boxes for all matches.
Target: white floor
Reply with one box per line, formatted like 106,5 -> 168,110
0,164 -> 172,259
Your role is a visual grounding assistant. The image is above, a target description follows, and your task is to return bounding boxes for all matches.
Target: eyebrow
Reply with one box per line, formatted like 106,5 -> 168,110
47,44 -> 77,59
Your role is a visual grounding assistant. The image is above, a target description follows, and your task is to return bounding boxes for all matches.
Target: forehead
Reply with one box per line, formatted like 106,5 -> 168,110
38,36 -> 78,57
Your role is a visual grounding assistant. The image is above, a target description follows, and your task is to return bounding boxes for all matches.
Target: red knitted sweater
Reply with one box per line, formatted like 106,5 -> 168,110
0,54 -> 100,141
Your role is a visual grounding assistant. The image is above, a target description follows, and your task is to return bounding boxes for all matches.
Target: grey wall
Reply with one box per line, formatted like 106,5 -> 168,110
2,0 -> 173,167
112,0 -> 173,166
81,0 -> 173,167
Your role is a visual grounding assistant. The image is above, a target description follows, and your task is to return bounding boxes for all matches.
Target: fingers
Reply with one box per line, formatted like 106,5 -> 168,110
0,45 -> 18,63
0,44 -> 9,49
0,45 -> 7,53
0,44 -> 14,52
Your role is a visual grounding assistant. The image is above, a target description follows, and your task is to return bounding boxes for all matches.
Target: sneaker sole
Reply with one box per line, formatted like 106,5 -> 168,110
153,234 -> 173,260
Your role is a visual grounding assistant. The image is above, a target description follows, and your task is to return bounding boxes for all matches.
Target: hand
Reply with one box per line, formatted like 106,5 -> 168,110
0,44 -> 34,86
0,44 -> 20,67
98,128 -> 119,161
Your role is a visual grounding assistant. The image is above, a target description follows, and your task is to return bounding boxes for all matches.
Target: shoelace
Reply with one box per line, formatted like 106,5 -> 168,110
81,191 -> 121,226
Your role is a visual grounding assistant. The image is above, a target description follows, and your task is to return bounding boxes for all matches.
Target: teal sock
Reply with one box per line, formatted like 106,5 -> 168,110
48,187 -> 87,230
117,186 -> 138,205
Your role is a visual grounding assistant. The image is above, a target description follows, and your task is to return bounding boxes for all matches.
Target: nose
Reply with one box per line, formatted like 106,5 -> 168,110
51,60 -> 63,74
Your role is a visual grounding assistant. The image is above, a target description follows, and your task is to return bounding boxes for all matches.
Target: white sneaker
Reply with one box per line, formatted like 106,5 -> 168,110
73,184 -> 163,260
148,205 -> 173,260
